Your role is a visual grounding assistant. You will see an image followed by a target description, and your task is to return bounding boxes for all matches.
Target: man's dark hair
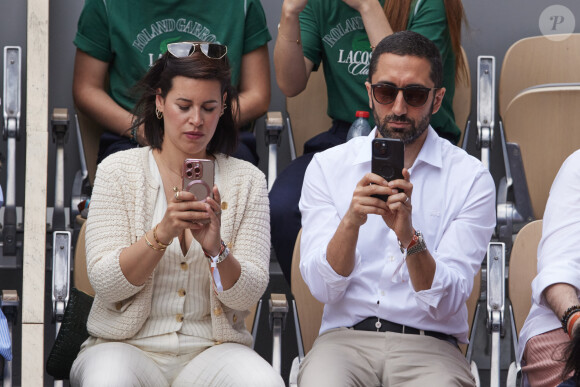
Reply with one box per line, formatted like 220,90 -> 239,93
368,30 -> 444,88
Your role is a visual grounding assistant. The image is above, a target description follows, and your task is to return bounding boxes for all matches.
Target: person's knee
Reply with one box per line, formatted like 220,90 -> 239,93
71,343 -> 166,387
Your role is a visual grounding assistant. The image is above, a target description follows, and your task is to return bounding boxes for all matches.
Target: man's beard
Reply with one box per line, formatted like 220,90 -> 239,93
374,101 -> 433,145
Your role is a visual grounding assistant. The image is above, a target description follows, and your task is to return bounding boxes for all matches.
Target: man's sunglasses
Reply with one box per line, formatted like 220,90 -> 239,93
371,83 -> 437,107
167,42 -> 228,60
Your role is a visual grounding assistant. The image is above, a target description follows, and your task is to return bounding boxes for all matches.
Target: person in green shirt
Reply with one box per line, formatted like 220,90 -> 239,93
271,0 -> 467,284
73,0 -> 271,165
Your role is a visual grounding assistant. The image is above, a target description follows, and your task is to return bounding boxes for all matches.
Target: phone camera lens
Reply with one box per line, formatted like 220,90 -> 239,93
186,170 -> 192,178
194,167 -> 201,174
186,162 -> 192,169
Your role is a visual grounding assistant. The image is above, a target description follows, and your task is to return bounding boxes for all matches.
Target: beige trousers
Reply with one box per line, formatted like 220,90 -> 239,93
298,327 -> 475,387
70,341 -> 284,387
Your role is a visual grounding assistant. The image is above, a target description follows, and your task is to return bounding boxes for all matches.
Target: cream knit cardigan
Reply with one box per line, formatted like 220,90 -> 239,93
84,147 -> 270,346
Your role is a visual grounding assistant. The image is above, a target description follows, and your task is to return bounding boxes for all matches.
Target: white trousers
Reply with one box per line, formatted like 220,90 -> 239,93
70,341 -> 284,387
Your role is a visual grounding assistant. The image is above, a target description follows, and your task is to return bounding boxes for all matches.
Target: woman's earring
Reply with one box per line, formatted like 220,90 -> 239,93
156,108 -> 163,120
220,103 -> 227,117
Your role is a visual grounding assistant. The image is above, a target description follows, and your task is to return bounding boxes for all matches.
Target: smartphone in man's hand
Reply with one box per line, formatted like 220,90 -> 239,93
371,138 -> 404,201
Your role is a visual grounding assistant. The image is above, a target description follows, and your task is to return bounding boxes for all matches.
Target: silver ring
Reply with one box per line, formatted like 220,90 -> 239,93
215,210 -> 222,215
405,196 -> 410,204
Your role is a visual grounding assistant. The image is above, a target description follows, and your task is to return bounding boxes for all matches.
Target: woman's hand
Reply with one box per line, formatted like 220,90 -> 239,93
189,185 -> 223,256
154,186 -> 220,251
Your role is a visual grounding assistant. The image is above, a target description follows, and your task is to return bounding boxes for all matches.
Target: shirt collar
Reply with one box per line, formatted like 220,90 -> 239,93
352,126 -> 443,170
352,129 -> 377,165
410,126 -> 443,172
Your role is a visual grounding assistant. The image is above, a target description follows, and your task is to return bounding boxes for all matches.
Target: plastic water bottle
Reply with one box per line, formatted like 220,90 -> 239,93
346,111 -> 372,141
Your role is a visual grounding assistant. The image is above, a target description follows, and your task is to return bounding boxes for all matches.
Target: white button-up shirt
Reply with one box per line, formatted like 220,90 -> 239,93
299,127 -> 496,343
518,150 -> 580,361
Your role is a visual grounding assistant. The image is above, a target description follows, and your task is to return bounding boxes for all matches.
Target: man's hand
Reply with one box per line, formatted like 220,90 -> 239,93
381,168 -> 414,247
343,172 -> 393,228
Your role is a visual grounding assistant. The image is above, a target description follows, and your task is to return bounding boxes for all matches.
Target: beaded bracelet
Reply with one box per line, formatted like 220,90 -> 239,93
130,126 -> 139,145
567,311 -> 580,339
202,240 -> 226,259
561,304 -> 580,333
153,224 -> 172,248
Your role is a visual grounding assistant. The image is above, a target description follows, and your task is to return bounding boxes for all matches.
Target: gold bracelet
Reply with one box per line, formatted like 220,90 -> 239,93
153,224 -> 172,248
277,24 -> 301,44
144,232 -> 166,251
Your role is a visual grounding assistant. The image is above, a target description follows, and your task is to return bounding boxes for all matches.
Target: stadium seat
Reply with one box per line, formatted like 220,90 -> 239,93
75,109 -> 105,188
505,220 -> 542,387
454,46 -> 471,148
499,34 -> 580,119
285,69 -> 332,159
502,84 -> 580,220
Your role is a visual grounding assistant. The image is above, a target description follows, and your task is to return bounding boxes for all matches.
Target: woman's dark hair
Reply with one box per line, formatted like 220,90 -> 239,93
383,0 -> 468,83
561,332 -> 580,384
131,50 -> 239,155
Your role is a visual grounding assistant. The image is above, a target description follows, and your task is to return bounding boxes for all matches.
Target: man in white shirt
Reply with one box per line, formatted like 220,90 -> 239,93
518,150 -> 580,387
298,31 -> 496,386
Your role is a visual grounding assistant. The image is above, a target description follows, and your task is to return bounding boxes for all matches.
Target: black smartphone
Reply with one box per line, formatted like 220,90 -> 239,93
371,138 -> 404,201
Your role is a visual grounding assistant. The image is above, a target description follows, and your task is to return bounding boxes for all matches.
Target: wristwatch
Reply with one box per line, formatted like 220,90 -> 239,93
206,240 -> 230,267
406,230 -> 427,256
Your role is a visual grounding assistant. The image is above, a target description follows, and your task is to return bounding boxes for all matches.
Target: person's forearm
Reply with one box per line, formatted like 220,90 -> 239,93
545,283 -> 580,320
356,1 -> 394,48
274,3 -> 310,97
118,230 -> 166,286
74,87 -> 135,137
235,45 -> 271,127
405,249 -> 436,291
216,252 -> 242,290
326,218 -> 360,277
235,90 -> 270,128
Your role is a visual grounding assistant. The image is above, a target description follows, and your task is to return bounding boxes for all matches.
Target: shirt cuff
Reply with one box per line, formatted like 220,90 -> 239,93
412,261 -> 448,309
316,246 -> 362,287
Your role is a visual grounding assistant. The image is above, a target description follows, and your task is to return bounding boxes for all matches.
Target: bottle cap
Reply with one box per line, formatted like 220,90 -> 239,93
355,111 -> 370,118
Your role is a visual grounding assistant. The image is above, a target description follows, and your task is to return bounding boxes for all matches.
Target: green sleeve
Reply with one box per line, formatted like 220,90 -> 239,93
407,0 -> 451,63
299,1 -> 323,71
73,0 -> 112,62
243,0 -> 272,55
408,0 -> 460,144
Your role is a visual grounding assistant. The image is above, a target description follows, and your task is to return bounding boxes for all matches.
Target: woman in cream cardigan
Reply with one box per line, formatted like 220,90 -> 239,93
70,42 -> 283,387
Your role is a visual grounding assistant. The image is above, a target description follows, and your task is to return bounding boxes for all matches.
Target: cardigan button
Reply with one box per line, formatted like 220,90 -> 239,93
221,202 -> 228,210
213,307 -> 222,316
177,288 -> 186,297
180,262 -> 188,271
115,302 -> 122,311
176,313 -> 184,322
